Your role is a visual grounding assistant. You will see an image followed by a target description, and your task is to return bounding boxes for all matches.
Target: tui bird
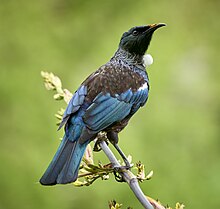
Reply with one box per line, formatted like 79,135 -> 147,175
40,23 -> 166,185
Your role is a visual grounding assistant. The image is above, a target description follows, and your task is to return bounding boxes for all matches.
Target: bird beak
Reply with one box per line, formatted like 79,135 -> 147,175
149,23 -> 166,28
146,23 -> 166,33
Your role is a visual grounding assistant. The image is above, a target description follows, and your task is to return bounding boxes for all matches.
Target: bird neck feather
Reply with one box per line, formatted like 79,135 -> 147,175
112,48 -> 145,69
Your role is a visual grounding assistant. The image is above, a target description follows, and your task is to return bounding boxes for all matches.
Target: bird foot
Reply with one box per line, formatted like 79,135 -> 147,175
113,170 -> 125,182
113,165 -> 130,182
93,132 -> 109,152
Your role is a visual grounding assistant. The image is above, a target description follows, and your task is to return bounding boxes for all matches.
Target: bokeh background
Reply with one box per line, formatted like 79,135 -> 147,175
0,0 -> 220,209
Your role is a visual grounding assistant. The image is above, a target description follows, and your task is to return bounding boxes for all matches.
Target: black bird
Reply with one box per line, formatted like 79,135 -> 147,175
40,23 -> 166,185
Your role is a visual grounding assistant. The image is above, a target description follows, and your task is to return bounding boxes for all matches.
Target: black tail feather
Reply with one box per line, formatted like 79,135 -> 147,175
39,137 -> 77,185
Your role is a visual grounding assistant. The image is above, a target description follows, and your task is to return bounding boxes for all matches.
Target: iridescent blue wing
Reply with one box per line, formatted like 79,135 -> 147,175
83,85 -> 149,132
83,93 -> 132,132
58,85 -> 87,129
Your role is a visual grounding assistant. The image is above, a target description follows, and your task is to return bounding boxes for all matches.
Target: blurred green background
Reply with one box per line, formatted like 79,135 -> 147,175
0,0 -> 220,208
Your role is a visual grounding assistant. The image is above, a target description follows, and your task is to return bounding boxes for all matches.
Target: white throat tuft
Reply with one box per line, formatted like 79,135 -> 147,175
143,54 -> 153,68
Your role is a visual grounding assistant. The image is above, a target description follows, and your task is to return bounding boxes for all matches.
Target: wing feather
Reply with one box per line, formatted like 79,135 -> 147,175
58,85 -> 87,129
84,94 -> 132,131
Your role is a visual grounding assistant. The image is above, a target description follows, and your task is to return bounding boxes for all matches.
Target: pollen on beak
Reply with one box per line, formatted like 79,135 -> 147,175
149,24 -> 157,28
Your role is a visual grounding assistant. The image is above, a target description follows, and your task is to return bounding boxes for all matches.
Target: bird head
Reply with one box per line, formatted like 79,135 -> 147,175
119,23 -> 166,56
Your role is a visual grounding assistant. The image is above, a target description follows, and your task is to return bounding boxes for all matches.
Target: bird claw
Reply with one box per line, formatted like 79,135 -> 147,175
93,141 -> 102,152
93,133 -> 109,152
113,165 -> 131,182
113,170 -> 125,182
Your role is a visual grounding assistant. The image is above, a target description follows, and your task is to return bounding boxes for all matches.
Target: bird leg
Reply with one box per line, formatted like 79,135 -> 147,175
95,131 -> 131,182
113,143 -> 131,169
107,131 -> 131,169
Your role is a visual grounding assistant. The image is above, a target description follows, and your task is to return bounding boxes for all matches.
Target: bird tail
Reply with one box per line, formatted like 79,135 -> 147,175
39,135 -> 89,185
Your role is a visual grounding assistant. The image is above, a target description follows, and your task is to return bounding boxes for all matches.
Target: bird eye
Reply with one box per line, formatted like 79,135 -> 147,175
132,30 -> 139,36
